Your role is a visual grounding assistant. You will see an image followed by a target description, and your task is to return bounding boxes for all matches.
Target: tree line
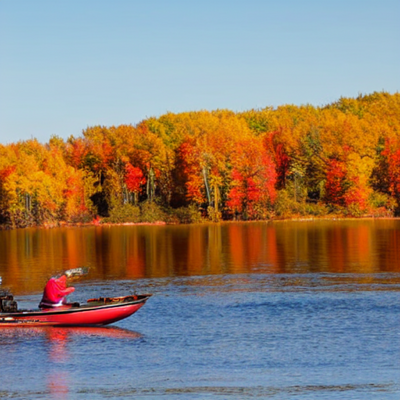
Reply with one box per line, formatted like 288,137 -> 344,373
1,91 -> 399,229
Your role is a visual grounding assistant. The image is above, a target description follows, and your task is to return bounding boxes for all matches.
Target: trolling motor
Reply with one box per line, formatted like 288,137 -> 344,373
0,291 -> 18,313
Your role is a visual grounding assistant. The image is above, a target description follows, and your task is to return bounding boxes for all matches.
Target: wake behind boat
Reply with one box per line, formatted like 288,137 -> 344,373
0,294 -> 152,327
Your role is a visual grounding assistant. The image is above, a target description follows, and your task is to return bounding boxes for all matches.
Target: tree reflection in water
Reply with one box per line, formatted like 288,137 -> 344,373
1,221 -> 400,295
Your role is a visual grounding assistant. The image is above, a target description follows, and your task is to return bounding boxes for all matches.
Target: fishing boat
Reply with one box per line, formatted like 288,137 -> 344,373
0,294 -> 152,327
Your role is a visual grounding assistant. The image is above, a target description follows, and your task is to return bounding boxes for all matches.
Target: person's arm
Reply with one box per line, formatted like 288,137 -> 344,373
56,284 -> 75,298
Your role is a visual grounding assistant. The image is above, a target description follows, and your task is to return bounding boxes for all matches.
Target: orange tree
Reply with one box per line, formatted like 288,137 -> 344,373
227,137 -> 277,220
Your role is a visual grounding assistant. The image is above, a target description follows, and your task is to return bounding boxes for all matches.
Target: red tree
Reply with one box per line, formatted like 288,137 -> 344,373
382,139 -> 400,211
125,163 -> 146,194
324,159 -> 347,206
176,139 -> 205,204
0,166 -> 16,182
227,140 -> 277,219
264,131 -> 290,189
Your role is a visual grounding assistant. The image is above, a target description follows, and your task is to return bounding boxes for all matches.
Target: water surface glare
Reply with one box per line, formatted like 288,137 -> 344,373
0,220 -> 399,399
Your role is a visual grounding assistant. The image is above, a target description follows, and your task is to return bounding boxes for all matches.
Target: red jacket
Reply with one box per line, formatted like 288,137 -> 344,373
39,275 -> 75,308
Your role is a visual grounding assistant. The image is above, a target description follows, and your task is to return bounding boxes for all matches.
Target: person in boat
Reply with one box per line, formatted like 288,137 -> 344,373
39,274 -> 75,308
39,268 -> 89,308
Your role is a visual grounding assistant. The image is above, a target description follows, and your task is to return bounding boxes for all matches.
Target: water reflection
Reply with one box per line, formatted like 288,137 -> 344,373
47,371 -> 69,400
0,326 -> 143,340
1,220 -> 400,294
0,326 -> 142,398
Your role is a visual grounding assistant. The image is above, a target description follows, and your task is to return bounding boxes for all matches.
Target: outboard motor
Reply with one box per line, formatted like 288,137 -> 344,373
0,291 -> 18,313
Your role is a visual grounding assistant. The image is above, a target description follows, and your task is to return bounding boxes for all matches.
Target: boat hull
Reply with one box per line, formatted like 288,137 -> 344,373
0,294 -> 151,327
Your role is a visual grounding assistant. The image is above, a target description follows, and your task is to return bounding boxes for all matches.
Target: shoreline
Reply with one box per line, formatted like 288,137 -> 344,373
2,215 -> 400,231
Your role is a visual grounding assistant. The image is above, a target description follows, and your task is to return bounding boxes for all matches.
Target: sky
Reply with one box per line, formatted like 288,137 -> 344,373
0,0 -> 399,144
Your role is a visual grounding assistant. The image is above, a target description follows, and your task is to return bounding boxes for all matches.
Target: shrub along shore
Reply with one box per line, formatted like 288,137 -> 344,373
1,91 -> 399,230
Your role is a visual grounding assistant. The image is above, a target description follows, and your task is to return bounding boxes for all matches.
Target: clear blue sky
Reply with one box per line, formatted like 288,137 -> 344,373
0,0 -> 399,144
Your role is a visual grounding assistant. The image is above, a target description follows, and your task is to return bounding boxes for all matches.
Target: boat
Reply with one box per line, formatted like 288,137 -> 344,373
0,294 -> 152,327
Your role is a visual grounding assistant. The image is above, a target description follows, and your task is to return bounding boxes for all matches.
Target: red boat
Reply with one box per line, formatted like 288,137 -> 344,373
0,294 -> 152,327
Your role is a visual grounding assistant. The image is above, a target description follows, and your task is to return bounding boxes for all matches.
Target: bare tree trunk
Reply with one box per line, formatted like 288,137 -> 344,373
202,167 -> 211,206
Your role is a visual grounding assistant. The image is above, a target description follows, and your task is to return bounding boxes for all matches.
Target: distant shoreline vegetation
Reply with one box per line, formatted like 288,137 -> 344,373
1,91 -> 400,230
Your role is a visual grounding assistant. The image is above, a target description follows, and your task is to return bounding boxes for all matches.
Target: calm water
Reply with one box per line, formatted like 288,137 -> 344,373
0,220 -> 399,399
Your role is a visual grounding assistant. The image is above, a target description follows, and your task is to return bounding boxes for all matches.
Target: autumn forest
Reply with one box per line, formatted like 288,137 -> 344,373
0,91 -> 399,229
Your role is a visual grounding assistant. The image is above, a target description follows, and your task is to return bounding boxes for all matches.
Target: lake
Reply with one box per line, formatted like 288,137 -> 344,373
0,220 -> 399,399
